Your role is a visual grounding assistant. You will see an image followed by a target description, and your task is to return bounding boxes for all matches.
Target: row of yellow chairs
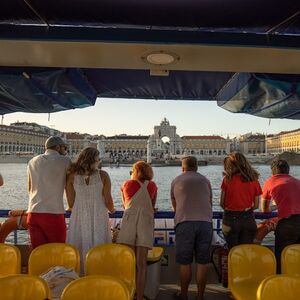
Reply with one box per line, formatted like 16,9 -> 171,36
0,274 -> 131,300
0,243 -> 136,299
256,274 -> 300,300
228,244 -> 300,300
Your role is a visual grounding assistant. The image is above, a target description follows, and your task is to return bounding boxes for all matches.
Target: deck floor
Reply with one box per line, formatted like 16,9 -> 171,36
156,284 -> 232,300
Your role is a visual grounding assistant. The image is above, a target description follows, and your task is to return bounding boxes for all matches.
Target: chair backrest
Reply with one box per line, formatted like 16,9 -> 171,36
86,244 -> 136,292
28,243 -> 80,275
228,244 -> 276,287
0,274 -> 51,300
61,275 -> 130,300
281,244 -> 300,275
0,243 -> 21,276
256,275 -> 300,300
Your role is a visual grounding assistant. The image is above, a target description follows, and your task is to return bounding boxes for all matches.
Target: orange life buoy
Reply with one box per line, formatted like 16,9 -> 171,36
0,215 -> 28,243
254,217 -> 278,244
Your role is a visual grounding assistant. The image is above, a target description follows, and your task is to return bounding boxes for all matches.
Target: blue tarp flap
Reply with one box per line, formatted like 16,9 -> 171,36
84,69 -> 234,100
0,68 -> 97,114
217,73 -> 300,119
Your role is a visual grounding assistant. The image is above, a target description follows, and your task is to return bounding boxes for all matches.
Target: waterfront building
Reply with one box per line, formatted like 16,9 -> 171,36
0,123 -> 49,154
65,132 -> 97,156
239,133 -> 265,155
266,128 -> 300,154
181,135 -> 230,156
0,119 -> 231,160
102,134 -> 149,160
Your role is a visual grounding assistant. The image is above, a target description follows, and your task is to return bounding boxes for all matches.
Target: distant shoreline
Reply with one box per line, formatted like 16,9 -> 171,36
0,154 -> 275,165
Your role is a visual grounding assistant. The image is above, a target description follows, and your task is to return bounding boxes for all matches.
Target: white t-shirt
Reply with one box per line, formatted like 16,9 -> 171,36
27,149 -> 71,214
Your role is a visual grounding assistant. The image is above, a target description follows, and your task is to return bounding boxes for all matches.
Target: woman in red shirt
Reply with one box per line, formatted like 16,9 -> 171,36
220,152 -> 262,249
117,161 -> 157,300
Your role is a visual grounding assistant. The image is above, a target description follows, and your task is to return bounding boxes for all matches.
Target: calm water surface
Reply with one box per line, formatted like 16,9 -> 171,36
1,163 -> 300,211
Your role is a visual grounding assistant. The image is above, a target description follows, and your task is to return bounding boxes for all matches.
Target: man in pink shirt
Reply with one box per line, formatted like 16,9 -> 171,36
261,159 -> 300,273
171,156 -> 213,300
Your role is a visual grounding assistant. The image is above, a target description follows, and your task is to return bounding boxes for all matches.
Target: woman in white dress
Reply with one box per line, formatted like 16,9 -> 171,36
66,147 -> 115,273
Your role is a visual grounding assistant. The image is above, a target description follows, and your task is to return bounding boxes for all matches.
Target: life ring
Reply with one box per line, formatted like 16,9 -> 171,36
0,213 -> 28,243
254,217 -> 278,244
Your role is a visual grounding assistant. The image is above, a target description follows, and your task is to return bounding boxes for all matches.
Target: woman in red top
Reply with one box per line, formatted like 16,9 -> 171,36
220,152 -> 262,249
117,161 -> 157,300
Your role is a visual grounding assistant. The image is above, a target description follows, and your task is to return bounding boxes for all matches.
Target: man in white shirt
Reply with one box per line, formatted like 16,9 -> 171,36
27,136 -> 71,249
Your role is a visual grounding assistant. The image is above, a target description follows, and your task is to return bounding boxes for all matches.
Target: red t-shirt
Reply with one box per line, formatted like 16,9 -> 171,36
121,180 -> 157,206
262,174 -> 300,220
221,175 -> 262,211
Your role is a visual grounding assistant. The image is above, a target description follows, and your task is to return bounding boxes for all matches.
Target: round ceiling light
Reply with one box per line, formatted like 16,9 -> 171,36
142,51 -> 180,66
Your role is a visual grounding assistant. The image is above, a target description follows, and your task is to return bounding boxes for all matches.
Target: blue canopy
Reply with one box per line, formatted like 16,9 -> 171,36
0,0 -> 299,118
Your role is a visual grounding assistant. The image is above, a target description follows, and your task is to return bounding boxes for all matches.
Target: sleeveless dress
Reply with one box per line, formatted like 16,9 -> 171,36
67,171 -> 111,273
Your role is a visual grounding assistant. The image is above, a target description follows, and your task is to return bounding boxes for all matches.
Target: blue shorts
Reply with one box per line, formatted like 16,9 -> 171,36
175,221 -> 213,265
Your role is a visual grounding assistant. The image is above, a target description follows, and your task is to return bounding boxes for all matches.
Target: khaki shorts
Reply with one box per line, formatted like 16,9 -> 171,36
117,208 -> 154,248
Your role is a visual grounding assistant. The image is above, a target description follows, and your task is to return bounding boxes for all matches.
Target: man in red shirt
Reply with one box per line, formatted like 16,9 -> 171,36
262,159 -> 300,273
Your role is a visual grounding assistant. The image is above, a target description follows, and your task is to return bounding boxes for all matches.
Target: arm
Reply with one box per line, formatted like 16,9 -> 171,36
100,170 -> 115,213
28,173 -> 31,193
171,197 -> 176,212
170,182 -> 176,212
209,182 -> 213,207
261,198 -> 277,213
0,174 -> 3,186
66,173 -> 75,209
252,196 -> 259,210
152,189 -> 157,208
220,190 -> 225,209
261,198 -> 270,213
121,191 -> 126,209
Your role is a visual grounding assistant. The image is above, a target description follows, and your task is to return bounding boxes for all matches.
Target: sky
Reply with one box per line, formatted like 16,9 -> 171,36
2,98 -> 300,137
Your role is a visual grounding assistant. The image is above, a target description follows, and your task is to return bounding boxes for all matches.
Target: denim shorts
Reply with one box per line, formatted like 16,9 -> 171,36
175,221 -> 213,265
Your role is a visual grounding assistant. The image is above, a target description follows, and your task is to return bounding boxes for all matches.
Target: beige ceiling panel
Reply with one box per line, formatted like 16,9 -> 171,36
0,40 -> 299,74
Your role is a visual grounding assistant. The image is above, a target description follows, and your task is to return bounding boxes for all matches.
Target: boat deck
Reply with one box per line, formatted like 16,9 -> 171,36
156,284 -> 232,300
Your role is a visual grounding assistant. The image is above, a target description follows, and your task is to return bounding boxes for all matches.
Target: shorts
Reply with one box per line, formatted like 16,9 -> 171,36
27,213 -> 66,249
175,221 -> 213,265
117,208 -> 154,249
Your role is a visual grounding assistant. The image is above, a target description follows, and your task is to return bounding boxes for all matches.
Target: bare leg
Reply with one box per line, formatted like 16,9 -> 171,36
179,264 -> 192,300
136,246 -> 148,300
196,264 -> 208,300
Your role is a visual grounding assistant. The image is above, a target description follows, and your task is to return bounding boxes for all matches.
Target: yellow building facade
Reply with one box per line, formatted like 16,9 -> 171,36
181,136 -> 230,156
266,129 -> 300,154
239,134 -> 265,155
0,124 -> 48,154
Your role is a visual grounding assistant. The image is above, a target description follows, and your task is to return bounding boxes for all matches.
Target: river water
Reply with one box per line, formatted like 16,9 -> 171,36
1,163 -> 300,211
2,163 -> 300,245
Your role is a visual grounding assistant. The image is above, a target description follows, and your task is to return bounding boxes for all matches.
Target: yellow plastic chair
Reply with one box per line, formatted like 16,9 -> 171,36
28,243 -> 80,275
0,243 -> 21,277
86,244 -> 135,299
147,246 -> 164,262
281,244 -> 300,276
257,275 -> 300,300
228,244 -> 276,300
61,275 -> 130,300
0,274 -> 51,300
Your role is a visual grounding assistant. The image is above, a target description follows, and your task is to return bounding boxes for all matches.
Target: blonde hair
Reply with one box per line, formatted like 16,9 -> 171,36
223,152 -> 259,182
68,147 -> 100,175
131,161 -> 153,181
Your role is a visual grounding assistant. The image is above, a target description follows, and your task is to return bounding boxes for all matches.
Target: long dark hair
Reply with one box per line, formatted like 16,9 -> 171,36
223,152 -> 259,182
68,147 -> 100,175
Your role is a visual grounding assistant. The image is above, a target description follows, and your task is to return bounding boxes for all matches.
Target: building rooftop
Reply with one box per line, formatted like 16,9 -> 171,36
106,135 -> 149,140
182,136 -> 225,140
